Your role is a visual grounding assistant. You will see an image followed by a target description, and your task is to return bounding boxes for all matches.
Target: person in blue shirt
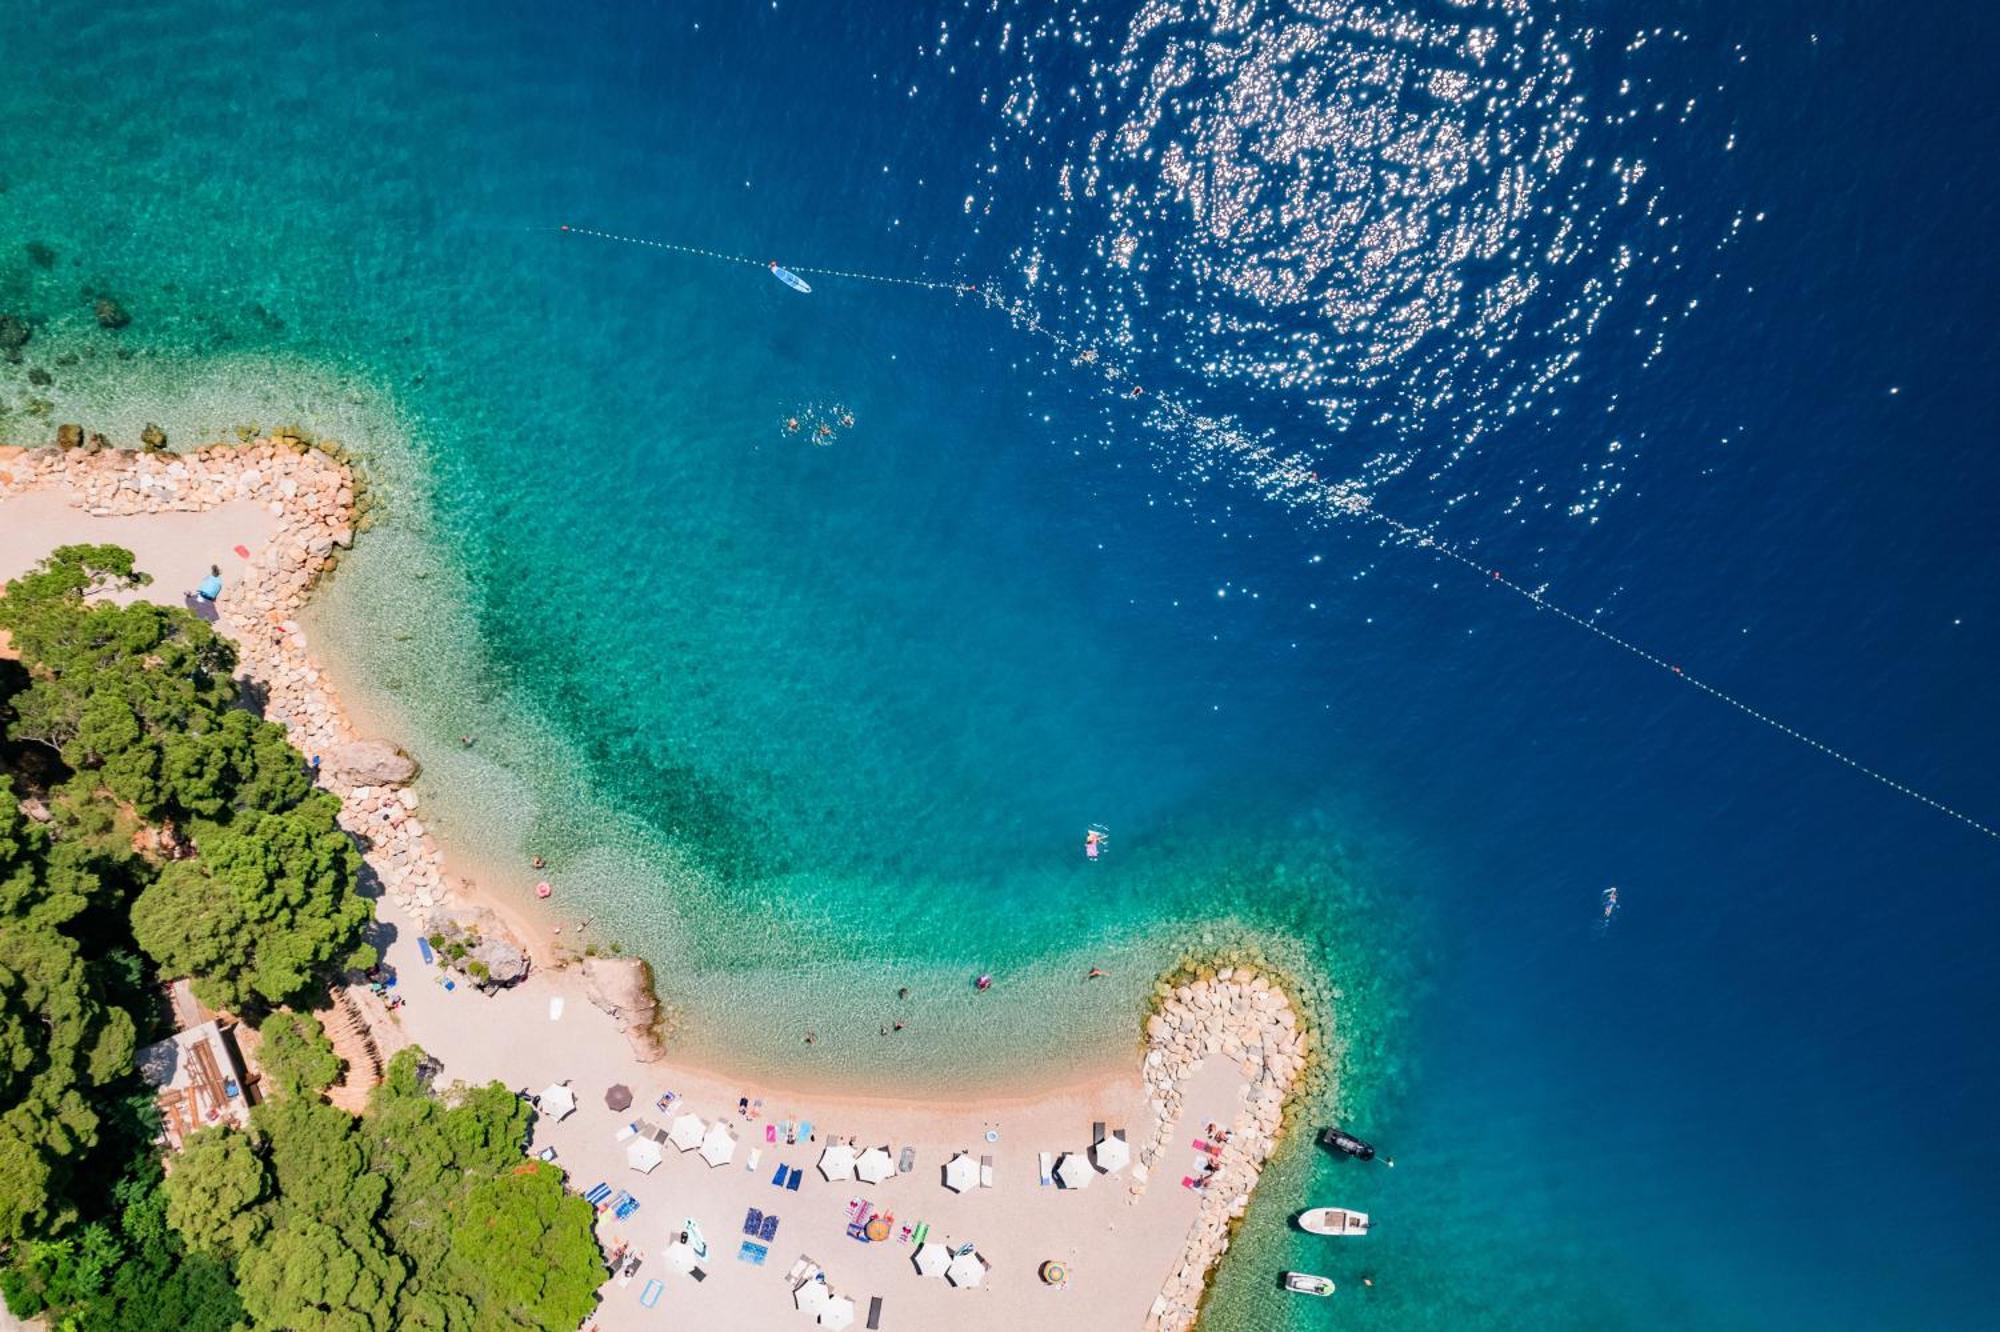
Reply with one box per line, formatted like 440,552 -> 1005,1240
195,564 -> 223,601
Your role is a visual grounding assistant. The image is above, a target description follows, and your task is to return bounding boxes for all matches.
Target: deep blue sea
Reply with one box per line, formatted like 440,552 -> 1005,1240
4,2 -> 1997,1327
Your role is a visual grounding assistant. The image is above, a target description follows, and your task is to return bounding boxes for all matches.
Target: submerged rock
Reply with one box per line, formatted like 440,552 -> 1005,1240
55,424 -> 82,450
94,296 -> 131,329
0,314 -> 28,357
139,423 -> 167,450
25,241 -> 56,268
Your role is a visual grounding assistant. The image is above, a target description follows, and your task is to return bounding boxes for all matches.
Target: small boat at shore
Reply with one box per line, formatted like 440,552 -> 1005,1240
769,262 -> 812,294
1317,1126 -> 1376,1160
1282,1272 -> 1335,1297
1298,1206 -> 1370,1236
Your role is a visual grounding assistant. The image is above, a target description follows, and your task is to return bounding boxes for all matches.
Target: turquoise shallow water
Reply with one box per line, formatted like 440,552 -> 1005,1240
6,2 -> 2000,1329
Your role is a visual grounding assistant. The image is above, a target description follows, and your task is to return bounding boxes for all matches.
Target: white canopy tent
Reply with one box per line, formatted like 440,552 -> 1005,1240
818,1142 -> 858,1182
1054,1152 -> 1094,1189
855,1146 -> 896,1185
626,1137 -> 663,1173
946,1250 -> 987,1288
1091,1133 -> 1131,1173
668,1113 -> 706,1151
537,1084 -> 576,1121
699,1122 -> 737,1167
913,1243 -> 951,1279
942,1152 -> 979,1193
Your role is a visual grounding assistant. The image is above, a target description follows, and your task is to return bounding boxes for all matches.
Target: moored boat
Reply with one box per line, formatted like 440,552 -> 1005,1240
1282,1272 -> 1336,1297
1317,1126 -> 1376,1160
1298,1206 -> 1370,1236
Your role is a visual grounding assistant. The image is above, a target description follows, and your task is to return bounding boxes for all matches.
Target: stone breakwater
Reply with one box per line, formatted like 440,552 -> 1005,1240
0,442 -> 452,924
1135,966 -> 1309,1332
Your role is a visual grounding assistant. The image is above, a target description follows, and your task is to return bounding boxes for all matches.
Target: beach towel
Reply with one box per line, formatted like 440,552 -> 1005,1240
743,1208 -> 763,1236
736,1241 -> 768,1265
758,1214 -> 778,1242
911,1221 -> 929,1245
639,1279 -> 664,1308
584,1183 -> 611,1205
746,1148 -> 762,1172
798,1121 -> 814,1142
766,1124 -> 777,1143
867,1296 -> 884,1330
771,1163 -> 789,1187
786,1168 -> 803,1191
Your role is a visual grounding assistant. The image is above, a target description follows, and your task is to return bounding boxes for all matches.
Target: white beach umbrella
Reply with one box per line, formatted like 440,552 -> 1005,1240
1091,1133 -> 1130,1173
626,1137 -> 663,1173
942,1152 -> 979,1193
538,1084 -> 576,1121
946,1250 -> 987,1288
794,1278 -> 831,1313
818,1142 -> 858,1182
818,1296 -> 857,1330
699,1122 -> 737,1167
913,1243 -> 951,1279
664,1240 -> 696,1272
855,1146 -> 896,1185
1054,1152 -> 1094,1189
668,1113 -> 706,1151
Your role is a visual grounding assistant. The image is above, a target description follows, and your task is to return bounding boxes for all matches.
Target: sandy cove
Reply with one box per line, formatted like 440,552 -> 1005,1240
0,439 -> 1316,1332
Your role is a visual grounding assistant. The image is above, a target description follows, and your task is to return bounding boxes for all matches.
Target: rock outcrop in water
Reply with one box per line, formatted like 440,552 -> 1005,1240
326,738 -> 418,786
581,955 -> 665,1062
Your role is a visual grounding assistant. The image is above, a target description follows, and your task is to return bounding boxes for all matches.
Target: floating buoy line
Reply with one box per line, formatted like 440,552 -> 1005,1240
555,222 -> 1997,845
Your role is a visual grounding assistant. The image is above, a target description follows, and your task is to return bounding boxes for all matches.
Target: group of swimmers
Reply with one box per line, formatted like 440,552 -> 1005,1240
781,406 -> 855,444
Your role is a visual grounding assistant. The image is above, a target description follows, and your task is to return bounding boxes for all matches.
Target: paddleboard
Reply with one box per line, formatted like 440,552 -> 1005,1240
769,262 -> 812,294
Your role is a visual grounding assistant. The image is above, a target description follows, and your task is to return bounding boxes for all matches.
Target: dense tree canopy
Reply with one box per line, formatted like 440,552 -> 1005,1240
131,793 -> 371,1010
256,1009 -> 344,1099
161,1128 -> 268,1257
449,1162 -> 603,1331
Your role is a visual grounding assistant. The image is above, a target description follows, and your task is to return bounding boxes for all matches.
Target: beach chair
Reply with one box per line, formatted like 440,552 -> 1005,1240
980,1155 -> 995,1188
911,1221 -> 928,1246
867,1296 -> 883,1329
786,1167 -> 803,1191
759,1214 -> 778,1242
584,1182 -> 612,1207
639,1279 -> 664,1309
1038,1152 -> 1054,1186
743,1208 -> 764,1236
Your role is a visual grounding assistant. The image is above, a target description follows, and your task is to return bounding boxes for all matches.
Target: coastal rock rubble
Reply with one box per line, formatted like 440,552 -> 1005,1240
424,905 -> 530,987
1137,966 -> 1309,1332
0,438 -> 519,958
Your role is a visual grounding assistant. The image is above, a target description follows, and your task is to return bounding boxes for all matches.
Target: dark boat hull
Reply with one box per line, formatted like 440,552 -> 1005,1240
1317,1127 -> 1376,1161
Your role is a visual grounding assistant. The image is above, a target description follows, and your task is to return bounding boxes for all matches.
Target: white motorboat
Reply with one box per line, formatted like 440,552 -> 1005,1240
1298,1206 -> 1370,1236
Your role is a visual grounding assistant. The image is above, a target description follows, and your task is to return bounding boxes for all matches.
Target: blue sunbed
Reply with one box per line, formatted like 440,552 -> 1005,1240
417,936 -> 434,964
759,1214 -> 778,1242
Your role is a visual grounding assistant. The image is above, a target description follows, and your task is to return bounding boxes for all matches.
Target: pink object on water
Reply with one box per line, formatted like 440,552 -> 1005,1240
535,881 -> 552,899
1086,841 -> 1099,860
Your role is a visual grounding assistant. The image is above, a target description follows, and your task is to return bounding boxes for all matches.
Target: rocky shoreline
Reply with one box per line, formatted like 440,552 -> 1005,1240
1136,966 -> 1310,1332
0,438 -> 666,1066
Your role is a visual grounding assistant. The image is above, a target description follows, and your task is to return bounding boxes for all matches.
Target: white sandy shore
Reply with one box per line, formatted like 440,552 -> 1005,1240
0,442 -> 1312,1331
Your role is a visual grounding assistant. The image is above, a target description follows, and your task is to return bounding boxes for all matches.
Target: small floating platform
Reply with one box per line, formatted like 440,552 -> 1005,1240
1317,1127 -> 1376,1160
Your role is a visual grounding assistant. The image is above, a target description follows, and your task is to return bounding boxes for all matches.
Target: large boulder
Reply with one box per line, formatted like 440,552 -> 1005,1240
327,739 -> 418,786
423,906 -> 529,988
582,956 -> 664,1062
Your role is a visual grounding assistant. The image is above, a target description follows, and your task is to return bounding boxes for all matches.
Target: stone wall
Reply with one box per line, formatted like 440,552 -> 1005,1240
1136,966 -> 1310,1332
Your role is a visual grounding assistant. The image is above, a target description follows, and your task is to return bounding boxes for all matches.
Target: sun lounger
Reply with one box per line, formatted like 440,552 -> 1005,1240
759,1214 -> 778,1242
898,1146 -> 915,1173
980,1155 -> 995,1188
614,1123 -> 638,1142
911,1221 -> 928,1245
786,1167 -> 803,1191
639,1278 -> 664,1308
867,1296 -> 883,1329
743,1208 -> 764,1236
785,1256 -> 812,1285
736,1240 -> 768,1265
1038,1152 -> 1054,1186
584,1182 -> 612,1206
417,936 -> 434,964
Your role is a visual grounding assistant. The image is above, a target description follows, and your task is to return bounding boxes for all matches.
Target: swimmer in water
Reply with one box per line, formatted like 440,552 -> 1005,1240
784,417 -> 800,433
1087,967 -> 1106,980
975,974 -> 993,991
815,422 -> 834,442
839,411 -> 855,428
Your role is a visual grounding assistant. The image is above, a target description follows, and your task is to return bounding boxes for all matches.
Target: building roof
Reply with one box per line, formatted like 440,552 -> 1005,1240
136,1019 -> 252,1149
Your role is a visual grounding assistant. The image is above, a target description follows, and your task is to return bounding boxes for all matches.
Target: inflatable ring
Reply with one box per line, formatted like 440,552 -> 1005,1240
1039,1260 -> 1067,1286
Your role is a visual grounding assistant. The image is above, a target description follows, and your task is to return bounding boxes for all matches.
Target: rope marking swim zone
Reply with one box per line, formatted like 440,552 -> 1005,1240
553,221 -> 1998,844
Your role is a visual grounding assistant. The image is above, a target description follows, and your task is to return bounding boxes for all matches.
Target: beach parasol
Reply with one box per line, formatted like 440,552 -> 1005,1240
913,1243 -> 951,1279
668,1113 -> 706,1151
1054,1152 -> 1094,1189
1091,1133 -> 1130,1173
605,1084 -> 633,1111
699,1121 -> 737,1167
818,1296 -> 857,1329
818,1142 -> 858,1182
538,1083 -> 576,1121
794,1278 -> 831,1313
856,1145 -> 896,1184
664,1241 -> 696,1272
626,1137 -> 663,1173
946,1250 -> 987,1288
943,1152 -> 979,1193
